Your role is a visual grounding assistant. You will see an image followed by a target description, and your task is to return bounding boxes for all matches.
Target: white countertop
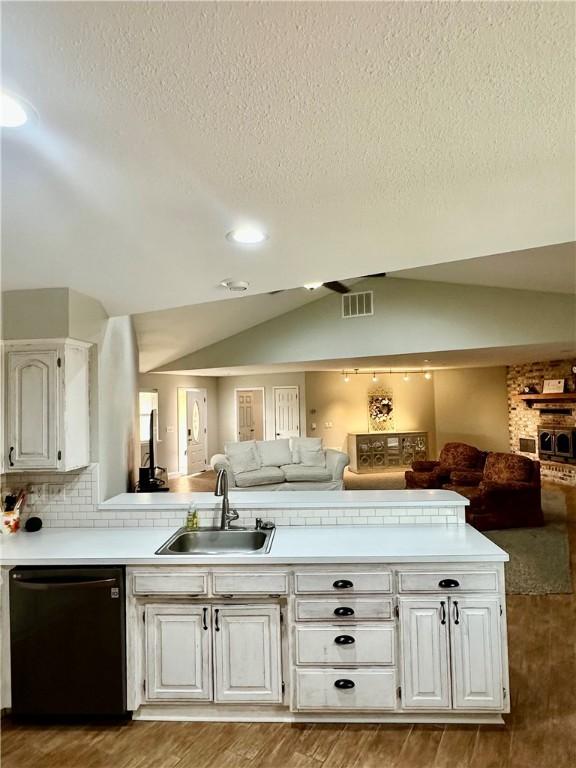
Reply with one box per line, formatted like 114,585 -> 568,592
0,524 -> 507,565
100,489 -> 469,511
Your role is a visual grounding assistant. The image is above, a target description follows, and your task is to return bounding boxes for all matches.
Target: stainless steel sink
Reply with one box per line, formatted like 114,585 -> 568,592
155,527 -> 275,555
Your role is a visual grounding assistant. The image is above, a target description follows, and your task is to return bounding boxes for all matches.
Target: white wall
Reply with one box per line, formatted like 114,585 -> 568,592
433,367 -> 510,454
305,371 -> 437,455
96,316 -> 140,499
138,373 -> 219,476
159,277 -> 576,371
217,373 -> 307,448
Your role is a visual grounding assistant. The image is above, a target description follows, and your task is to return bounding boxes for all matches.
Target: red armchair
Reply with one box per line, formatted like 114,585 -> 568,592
405,442 -> 486,490
444,452 -> 543,531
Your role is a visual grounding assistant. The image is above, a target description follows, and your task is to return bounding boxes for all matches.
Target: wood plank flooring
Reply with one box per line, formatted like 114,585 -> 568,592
2,482 -> 576,768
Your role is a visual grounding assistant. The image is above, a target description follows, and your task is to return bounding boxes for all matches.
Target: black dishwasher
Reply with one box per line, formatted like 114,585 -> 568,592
9,566 -> 128,718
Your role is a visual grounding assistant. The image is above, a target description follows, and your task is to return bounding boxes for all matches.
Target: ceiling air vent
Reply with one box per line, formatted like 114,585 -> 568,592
342,291 -> 373,318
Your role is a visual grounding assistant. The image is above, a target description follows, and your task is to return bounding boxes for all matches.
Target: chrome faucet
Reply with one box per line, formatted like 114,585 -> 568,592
215,469 -> 239,530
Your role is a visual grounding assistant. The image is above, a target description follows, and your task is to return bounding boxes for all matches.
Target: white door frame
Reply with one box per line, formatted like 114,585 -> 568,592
273,385 -> 300,439
234,387 -> 265,442
177,388 -> 208,476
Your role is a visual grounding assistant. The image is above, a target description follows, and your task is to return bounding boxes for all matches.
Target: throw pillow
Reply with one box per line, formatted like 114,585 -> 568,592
224,441 -> 261,474
300,448 -> 327,467
290,436 -> 323,463
256,439 -> 293,467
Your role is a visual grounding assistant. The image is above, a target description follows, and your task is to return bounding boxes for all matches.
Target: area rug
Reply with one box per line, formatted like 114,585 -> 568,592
484,489 -> 572,595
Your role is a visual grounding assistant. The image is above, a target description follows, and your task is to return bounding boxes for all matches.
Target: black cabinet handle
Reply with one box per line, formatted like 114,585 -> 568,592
334,635 -> 355,645
438,578 -> 460,589
8,447 -> 14,467
333,579 -> 354,589
202,607 -> 208,630
214,608 -> 220,632
440,600 -> 446,626
453,600 -> 460,625
334,679 -> 355,690
334,606 -> 355,617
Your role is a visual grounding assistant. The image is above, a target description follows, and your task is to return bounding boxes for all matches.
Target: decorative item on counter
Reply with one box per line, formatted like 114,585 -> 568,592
186,508 -> 199,531
24,516 -> 43,532
2,489 -> 27,535
520,384 -> 539,395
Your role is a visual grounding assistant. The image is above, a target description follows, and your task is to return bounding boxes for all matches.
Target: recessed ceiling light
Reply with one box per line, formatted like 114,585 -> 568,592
1,90 -> 32,128
304,282 -> 323,291
226,226 -> 268,245
219,279 -> 249,292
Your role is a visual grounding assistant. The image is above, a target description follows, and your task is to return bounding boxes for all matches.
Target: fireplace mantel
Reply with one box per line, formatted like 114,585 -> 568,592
519,393 -> 576,409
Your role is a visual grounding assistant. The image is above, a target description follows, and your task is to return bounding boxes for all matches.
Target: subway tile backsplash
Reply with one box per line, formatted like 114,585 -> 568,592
0,465 -> 466,529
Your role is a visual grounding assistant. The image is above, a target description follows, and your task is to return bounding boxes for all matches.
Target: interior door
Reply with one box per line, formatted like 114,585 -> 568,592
7,350 -> 59,470
399,598 -> 451,709
213,605 -> 282,704
450,597 -> 503,710
236,391 -> 255,441
274,386 -> 300,439
186,390 -> 207,474
145,605 -> 212,701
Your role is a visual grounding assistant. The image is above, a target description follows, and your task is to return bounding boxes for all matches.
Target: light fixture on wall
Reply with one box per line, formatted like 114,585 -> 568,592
403,373 -> 411,382
424,371 -> 432,380
372,372 -> 378,383
342,371 -> 350,383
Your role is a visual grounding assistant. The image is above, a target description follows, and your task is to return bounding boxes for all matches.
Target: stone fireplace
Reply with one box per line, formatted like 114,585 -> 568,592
508,358 -> 576,485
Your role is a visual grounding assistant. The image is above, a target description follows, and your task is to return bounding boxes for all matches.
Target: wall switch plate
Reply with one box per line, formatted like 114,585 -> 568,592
47,484 -> 66,501
166,426 -> 175,433
311,422 -> 317,430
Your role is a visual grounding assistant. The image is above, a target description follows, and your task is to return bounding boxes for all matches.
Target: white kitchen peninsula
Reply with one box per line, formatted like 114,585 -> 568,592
0,490 -> 509,725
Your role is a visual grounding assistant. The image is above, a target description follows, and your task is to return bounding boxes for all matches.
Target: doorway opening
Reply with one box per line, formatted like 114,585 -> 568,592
235,388 -> 265,442
177,388 -> 208,475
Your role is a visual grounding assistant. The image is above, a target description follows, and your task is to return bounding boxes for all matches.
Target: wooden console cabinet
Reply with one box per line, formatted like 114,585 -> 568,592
348,431 -> 428,473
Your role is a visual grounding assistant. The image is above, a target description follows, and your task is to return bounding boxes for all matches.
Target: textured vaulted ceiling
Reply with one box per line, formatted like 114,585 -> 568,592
2,2 -> 574,316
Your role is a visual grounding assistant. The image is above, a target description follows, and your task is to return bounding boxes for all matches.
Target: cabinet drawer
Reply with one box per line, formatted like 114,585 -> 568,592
397,571 -> 498,593
132,572 -> 208,595
212,572 -> 288,595
295,624 -> 395,666
295,597 -> 393,621
295,571 -> 391,594
294,668 -> 397,711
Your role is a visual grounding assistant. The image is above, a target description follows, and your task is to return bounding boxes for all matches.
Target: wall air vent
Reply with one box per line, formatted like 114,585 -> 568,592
342,291 -> 373,318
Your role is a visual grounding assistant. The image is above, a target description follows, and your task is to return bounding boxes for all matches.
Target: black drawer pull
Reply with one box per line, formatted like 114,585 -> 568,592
334,606 -> 355,617
334,679 -> 355,690
334,635 -> 355,645
438,578 -> 460,589
333,579 -> 354,589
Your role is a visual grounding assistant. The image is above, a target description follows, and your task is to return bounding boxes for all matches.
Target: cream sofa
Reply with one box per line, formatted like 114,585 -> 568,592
210,437 -> 349,491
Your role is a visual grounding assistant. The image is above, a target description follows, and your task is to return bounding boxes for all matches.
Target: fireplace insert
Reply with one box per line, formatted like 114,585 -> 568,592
538,427 -> 576,462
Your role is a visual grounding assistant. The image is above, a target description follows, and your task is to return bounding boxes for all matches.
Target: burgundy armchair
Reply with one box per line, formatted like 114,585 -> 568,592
405,442 -> 486,490
444,452 -> 543,531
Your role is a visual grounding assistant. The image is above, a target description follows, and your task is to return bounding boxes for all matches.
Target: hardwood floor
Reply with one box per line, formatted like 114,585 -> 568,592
2,482 -> 576,768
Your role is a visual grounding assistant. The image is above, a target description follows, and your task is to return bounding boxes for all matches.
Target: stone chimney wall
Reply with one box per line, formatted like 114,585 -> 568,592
507,359 -> 576,486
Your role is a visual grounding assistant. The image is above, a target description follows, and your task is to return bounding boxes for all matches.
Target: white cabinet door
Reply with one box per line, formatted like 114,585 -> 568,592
213,605 -> 282,704
399,598 -> 451,709
450,597 -> 503,710
145,605 -> 211,701
6,350 -> 59,470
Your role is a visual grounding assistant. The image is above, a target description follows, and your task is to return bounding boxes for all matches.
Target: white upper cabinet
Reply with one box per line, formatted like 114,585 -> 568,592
450,597 -> 504,710
5,340 -> 90,472
213,604 -> 282,704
